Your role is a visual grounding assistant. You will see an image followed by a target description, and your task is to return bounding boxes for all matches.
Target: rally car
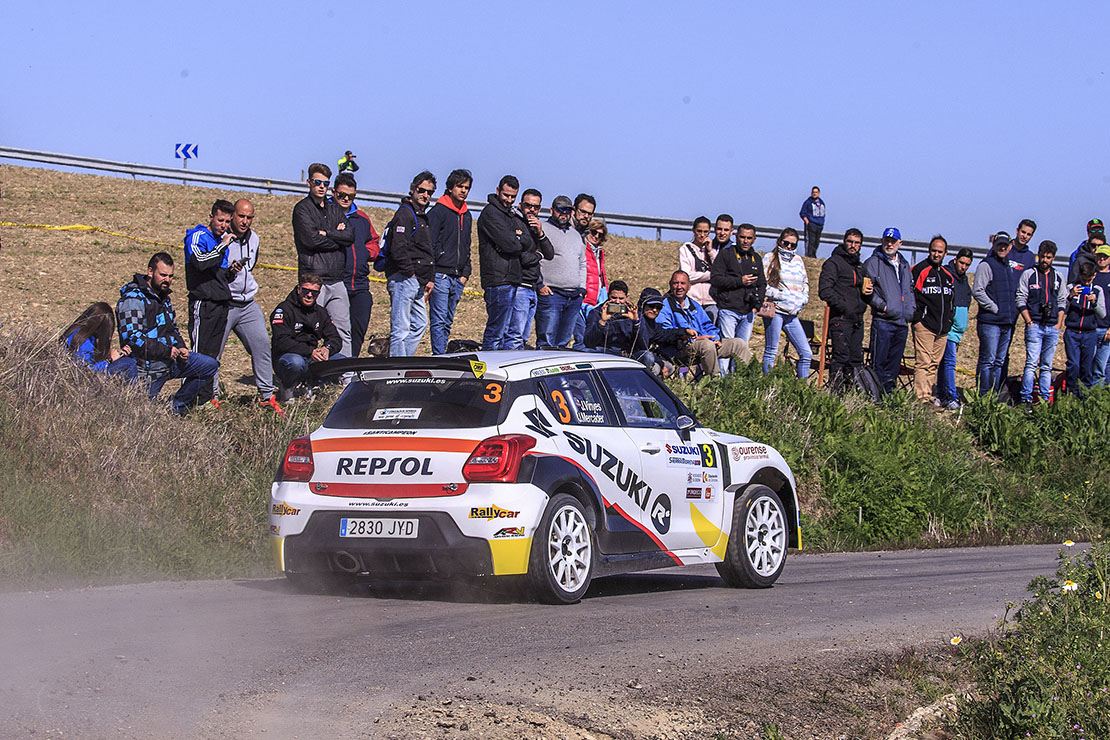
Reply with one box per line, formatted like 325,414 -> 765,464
269,351 -> 799,604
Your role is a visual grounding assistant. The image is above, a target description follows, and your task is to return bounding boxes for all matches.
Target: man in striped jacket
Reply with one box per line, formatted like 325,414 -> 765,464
183,199 -> 237,407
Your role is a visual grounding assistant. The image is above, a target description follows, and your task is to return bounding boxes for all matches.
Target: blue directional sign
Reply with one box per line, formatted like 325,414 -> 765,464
174,143 -> 198,159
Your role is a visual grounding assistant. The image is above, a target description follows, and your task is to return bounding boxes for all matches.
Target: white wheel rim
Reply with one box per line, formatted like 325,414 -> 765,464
744,495 -> 786,577
547,505 -> 592,592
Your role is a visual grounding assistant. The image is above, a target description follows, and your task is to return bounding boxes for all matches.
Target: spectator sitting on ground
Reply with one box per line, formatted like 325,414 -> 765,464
116,252 -> 219,415
584,280 -> 649,363
638,287 -> 689,378
761,228 -> 812,379
61,302 -> 137,381
657,270 -> 751,379
269,273 -> 345,402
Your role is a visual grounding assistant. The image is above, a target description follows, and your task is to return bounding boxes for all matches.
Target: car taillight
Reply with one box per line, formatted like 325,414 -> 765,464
462,434 -> 536,483
282,436 -> 315,482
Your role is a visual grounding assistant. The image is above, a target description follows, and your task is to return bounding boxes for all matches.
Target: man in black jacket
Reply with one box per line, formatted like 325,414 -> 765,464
818,228 -> 872,386
270,273 -> 344,401
384,171 -> 437,357
910,236 -> 956,405
711,222 -> 766,342
508,188 -> 555,348
427,168 -> 473,355
292,163 -> 354,358
478,175 -> 534,350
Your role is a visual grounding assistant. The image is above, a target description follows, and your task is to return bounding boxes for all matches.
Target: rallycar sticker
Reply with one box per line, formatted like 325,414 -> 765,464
650,494 -> 672,534
373,407 -> 421,421
271,502 -> 301,516
469,505 -> 520,520
313,437 -> 476,453
564,431 -> 654,512
347,500 -> 410,508
686,471 -> 719,484
573,397 -> 605,424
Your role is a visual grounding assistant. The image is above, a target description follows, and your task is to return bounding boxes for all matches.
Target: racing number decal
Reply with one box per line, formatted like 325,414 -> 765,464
699,443 -> 717,468
550,390 -> 572,423
483,382 -> 503,403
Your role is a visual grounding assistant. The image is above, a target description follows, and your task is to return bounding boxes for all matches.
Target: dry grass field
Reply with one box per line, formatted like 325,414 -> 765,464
0,164 -> 1056,396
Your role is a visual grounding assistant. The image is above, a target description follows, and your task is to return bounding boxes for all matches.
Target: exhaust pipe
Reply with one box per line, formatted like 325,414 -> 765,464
333,551 -> 361,573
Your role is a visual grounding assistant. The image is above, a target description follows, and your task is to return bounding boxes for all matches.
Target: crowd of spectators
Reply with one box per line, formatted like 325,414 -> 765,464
60,172 -> 1109,415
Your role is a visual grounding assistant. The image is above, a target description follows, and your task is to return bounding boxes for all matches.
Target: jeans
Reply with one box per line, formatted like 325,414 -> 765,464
142,352 -> 219,414
976,322 -> 1015,394
762,313 -> 811,378
429,274 -> 465,355
348,290 -> 374,357
274,351 -> 348,389
387,274 -> 427,357
1093,331 -> 1110,386
870,320 -> 908,393
105,356 -> 138,382
506,287 -> 537,349
717,308 -> 755,342
536,288 -> 584,348
1064,328 -> 1098,394
1020,322 -> 1060,403
804,221 -> 824,259
483,284 -> 517,350
937,340 -> 960,405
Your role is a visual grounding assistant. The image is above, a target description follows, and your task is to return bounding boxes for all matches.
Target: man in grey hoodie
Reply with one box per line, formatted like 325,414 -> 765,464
535,195 -> 586,348
864,227 -> 916,393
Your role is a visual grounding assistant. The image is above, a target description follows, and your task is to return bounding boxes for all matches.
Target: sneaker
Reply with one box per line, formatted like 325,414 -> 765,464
276,384 -> 293,403
196,399 -> 222,412
944,401 -> 961,411
260,395 -> 286,418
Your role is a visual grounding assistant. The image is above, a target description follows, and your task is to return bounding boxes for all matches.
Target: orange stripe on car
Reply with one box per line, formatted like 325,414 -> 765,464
312,437 -> 479,453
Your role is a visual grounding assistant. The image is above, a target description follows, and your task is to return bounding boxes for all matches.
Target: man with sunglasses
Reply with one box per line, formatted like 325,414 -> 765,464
536,194 -> 587,348
333,174 -> 379,357
292,163 -> 354,358
383,171 -> 438,357
508,188 -> 554,349
269,273 -> 344,402
573,193 -> 596,236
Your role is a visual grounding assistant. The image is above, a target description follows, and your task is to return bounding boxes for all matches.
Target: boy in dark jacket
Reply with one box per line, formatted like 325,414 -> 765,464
477,175 -> 534,350
584,280 -> 649,362
910,236 -> 955,405
333,174 -> 379,357
270,273 -> 344,401
427,168 -> 473,355
384,171 -> 437,357
1063,262 -> 1107,394
711,222 -> 766,342
818,228 -> 872,386
1016,241 -> 1066,406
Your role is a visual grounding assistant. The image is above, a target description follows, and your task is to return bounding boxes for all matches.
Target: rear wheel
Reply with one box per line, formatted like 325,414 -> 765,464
527,493 -> 594,604
716,485 -> 788,588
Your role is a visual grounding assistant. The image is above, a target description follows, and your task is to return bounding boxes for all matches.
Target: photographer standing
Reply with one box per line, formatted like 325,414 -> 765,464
584,280 -> 649,362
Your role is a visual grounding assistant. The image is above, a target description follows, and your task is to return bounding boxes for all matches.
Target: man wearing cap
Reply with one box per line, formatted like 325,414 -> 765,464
536,194 -> 587,348
1016,241 -> 1066,407
1070,224 -> 1106,284
1063,261 -> 1107,394
864,227 -> 915,393
910,235 -> 955,406
973,232 -> 1020,394
337,151 -> 358,174
638,287 -> 689,377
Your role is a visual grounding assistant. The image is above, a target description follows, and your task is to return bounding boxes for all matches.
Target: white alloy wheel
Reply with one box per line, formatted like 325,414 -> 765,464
528,493 -> 595,604
716,484 -> 789,588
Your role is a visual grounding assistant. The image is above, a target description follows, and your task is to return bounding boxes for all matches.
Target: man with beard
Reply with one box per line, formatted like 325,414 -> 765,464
116,252 -> 218,415
818,228 -> 872,387
712,222 -> 766,343
478,175 -> 533,350
1016,241 -> 1066,407
910,236 -> 955,405
936,248 -> 974,410
535,195 -> 586,348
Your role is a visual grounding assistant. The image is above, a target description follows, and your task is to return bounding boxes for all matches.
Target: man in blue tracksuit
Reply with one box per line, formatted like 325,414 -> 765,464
799,186 -> 826,258
864,227 -> 916,393
184,199 -> 236,406
427,168 -> 473,355
972,232 -> 1020,394
656,271 -> 750,378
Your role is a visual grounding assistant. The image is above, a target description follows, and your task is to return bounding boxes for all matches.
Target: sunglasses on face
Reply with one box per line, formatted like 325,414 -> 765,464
590,229 -> 605,237
334,192 -> 355,201
522,202 -> 540,210
415,186 -> 435,195
298,286 -> 320,298
554,206 -> 573,214
311,178 -> 329,187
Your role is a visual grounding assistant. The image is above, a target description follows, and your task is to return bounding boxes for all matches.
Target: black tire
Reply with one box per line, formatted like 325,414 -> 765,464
285,569 -> 357,594
527,493 -> 595,604
715,484 -> 788,588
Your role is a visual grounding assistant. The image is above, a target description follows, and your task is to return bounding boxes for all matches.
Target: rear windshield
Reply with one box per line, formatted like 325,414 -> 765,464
324,376 -> 506,429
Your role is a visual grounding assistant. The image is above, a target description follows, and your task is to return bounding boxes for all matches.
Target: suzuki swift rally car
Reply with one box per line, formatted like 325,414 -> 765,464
270,351 -> 799,603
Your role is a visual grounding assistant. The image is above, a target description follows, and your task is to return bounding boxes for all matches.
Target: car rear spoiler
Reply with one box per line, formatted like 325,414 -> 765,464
308,355 -> 484,379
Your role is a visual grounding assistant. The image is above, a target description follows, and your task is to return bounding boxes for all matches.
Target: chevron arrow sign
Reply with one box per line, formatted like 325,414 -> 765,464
174,143 -> 198,159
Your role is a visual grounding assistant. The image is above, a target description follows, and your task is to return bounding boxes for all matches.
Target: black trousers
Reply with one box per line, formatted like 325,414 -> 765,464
827,315 -> 864,385
188,298 -> 229,403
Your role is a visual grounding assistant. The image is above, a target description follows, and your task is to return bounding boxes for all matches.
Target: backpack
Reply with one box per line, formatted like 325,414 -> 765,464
373,203 -> 419,273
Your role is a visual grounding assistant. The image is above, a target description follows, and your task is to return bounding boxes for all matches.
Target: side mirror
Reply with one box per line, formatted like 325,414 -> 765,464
676,415 -> 695,440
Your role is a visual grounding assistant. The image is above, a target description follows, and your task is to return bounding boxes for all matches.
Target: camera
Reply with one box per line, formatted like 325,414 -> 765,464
607,301 -> 627,316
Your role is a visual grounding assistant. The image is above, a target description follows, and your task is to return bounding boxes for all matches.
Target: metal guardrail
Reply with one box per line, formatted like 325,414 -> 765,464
1,145 -> 1032,265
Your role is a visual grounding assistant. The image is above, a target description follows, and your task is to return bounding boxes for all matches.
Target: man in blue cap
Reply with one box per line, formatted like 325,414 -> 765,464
864,227 -> 916,393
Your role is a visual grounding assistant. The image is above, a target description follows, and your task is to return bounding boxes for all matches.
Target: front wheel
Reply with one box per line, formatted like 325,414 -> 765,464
715,484 -> 788,588
527,493 -> 595,604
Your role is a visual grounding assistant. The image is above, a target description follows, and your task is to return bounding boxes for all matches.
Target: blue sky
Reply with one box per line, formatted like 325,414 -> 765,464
3,2 -> 1109,249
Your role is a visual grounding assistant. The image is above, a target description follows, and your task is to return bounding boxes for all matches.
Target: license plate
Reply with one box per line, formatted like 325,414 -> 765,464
339,518 -> 418,538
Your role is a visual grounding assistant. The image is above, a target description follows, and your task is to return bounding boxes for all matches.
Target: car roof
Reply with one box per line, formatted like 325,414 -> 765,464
308,350 -> 646,383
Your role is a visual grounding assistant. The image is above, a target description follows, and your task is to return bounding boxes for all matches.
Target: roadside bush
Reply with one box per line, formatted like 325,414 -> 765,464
955,541 -> 1110,738
0,329 -> 320,586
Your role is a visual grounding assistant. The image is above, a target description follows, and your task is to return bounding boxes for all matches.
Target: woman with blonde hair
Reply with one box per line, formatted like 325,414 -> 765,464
574,218 -> 610,347
761,228 -> 812,377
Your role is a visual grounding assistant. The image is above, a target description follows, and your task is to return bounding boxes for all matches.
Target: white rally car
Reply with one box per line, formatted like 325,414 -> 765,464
270,351 -> 799,604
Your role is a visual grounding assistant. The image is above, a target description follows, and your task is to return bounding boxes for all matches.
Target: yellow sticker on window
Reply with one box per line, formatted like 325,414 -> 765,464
469,360 -> 486,378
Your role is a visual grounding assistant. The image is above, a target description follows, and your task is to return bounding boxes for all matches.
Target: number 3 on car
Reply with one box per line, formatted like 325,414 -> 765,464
269,352 -> 799,603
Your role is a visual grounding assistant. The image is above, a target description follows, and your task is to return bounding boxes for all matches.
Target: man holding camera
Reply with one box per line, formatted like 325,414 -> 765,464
584,280 -> 649,361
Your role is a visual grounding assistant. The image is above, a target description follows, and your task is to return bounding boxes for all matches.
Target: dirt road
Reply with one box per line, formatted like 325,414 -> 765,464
0,544 -> 1062,739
